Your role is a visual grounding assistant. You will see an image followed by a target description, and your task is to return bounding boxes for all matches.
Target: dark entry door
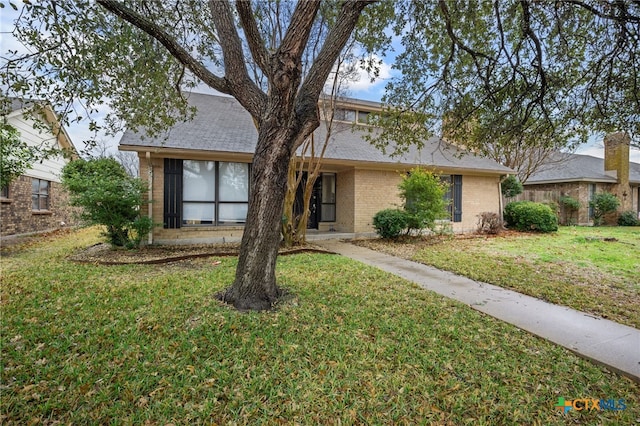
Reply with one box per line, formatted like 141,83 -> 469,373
294,173 -> 321,229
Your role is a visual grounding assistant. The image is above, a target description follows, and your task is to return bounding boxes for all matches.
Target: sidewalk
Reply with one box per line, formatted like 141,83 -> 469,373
315,239 -> 640,383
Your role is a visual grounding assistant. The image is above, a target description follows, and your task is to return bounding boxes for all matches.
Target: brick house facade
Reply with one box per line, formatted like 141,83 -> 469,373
1,176 -> 77,236
120,93 -> 512,244
1,100 -> 79,237
518,133 -> 640,225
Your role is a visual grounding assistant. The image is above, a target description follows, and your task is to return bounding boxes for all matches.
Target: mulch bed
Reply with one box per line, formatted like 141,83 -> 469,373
68,242 -> 334,265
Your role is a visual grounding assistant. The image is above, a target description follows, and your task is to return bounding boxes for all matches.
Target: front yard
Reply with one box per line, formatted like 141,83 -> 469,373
1,227 -> 639,424
356,226 -> 640,329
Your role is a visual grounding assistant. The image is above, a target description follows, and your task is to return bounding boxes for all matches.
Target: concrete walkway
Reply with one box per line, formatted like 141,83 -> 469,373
315,239 -> 640,383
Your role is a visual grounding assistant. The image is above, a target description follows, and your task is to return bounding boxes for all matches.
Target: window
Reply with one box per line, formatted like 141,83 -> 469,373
335,108 -> 356,122
32,179 -> 49,211
181,160 -> 249,226
1,185 -> 8,199
320,173 -> 336,222
441,175 -> 462,222
357,111 -> 370,124
183,160 -> 216,225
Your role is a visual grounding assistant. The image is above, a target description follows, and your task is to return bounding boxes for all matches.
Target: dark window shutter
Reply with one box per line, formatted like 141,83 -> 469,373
453,175 -> 462,222
164,159 -> 183,229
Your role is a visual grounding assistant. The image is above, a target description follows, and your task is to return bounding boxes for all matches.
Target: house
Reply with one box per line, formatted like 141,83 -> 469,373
118,93 -> 513,244
519,132 -> 640,225
1,99 -> 79,237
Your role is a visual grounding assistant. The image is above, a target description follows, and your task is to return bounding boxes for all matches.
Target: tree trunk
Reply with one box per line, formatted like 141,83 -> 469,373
217,122 -> 298,311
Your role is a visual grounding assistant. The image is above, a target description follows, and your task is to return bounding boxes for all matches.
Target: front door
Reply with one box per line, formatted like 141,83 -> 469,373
294,173 -> 322,229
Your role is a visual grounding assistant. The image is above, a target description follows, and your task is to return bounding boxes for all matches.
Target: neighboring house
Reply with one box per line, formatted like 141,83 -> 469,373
0,99 -> 79,237
118,93 -> 513,244
519,132 -> 640,225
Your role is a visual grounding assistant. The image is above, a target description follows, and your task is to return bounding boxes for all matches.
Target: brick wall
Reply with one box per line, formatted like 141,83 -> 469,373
0,175 -> 79,237
518,182 -> 616,225
459,175 -> 502,232
353,169 -> 403,233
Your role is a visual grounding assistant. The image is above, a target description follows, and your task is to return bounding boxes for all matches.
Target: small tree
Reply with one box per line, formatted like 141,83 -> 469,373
589,192 -> 620,226
398,168 -> 449,234
501,175 -> 523,199
61,158 -> 152,248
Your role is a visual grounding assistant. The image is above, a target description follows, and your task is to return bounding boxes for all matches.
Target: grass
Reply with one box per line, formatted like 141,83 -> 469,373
359,226 -> 640,329
1,228 -> 639,424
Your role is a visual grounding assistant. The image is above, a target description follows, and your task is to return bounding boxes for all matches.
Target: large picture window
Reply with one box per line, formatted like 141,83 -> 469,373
181,160 -> 249,226
32,179 -> 49,211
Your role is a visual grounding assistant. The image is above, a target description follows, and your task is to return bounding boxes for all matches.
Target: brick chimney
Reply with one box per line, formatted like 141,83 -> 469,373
604,132 -> 630,184
603,132 -> 631,214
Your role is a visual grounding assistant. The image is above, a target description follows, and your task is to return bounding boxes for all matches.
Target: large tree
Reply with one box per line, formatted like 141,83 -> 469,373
2,0 -> 638,310
2,0 -> 375,310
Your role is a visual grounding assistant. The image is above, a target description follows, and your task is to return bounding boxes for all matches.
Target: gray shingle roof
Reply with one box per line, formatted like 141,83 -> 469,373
526,152 -> 640,184
119,92 -> 513,174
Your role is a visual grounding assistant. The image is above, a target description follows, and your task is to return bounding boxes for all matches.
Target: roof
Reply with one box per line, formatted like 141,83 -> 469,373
526,152 -> 640,185
119,92 -> 513,174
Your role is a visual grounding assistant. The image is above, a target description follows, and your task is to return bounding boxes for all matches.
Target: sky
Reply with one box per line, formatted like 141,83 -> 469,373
1,4 -> 638,163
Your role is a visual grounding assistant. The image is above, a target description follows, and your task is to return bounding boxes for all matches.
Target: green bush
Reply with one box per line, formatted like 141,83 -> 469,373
504,201 -> 558,233
501,175 -> 523,199
62,157 -> 153,248
589,192 -> 620,225
373,209 -> 409,239
617,211 -> 640,226
559,195 -> 581,225
399,168 -> 449,234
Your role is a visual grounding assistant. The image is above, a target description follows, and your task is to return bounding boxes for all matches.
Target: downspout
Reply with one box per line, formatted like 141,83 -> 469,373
498,175 -> 505,222
146,152 -> 153,245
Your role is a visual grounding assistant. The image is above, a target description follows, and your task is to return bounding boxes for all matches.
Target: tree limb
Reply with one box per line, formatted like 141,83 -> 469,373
96,0 -> 229,95
207,0 -> 267,119
298,0 -> 373,125
236,0 -> 269,76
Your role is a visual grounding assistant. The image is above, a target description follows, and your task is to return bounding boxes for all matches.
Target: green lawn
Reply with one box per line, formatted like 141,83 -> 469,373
1,228 -> 638,424
357,226 -> 640,329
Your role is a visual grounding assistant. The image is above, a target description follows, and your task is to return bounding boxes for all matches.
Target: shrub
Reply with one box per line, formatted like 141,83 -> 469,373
618,210 -> 640,226
504,201 -> 558,233
559,195 -> 581,225
373,209 -> 409,239
398,168 -> 449,234
501,175 -> 523,199
589,192 -> 620,225
477,212 -> 504,234
62,157 -> 153,248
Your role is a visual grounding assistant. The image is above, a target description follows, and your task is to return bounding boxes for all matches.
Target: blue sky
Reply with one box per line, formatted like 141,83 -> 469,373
1,5 -> 638,163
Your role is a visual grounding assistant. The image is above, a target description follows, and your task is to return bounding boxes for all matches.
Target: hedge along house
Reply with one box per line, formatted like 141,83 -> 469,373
118,93 -> 513,244
519,133 -> 640,225
1,99 -> 79,237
